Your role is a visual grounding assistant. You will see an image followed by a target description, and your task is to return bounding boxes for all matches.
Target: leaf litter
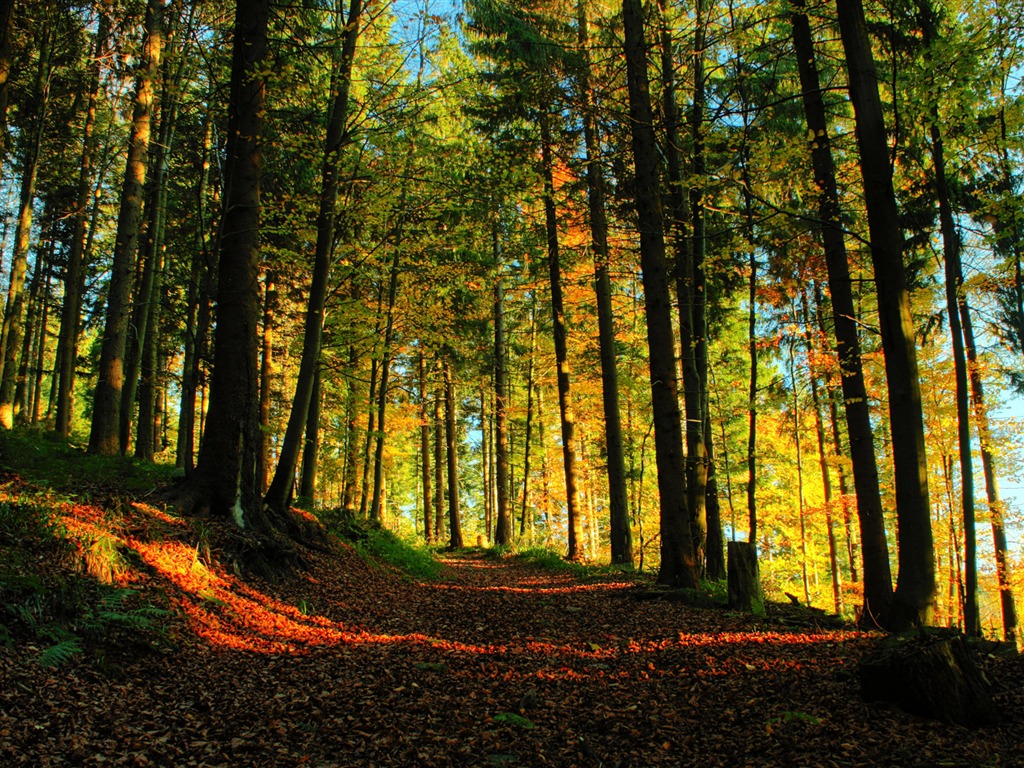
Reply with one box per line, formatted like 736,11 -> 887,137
1,518 -> 1021,768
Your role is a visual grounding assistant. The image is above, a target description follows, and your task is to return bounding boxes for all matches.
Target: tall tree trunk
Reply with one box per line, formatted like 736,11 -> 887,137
370,244 -> 401,522
340,343 -> 360,514
538,110 -> 583,561
791,3 -> 895,624
835,0 -> 935,628
257,270 -> 277,491
0,0 -> 14,173
622,0 -> 699,587
176,115 -> 214,472
299,369 -> 321,501
0,21 -> 53,429
579,0 -> 631,565
493,255 -> 512,546
184,0 -> 270,528
55,12 -> 108,438
134,62 -> 181,459
88,0 -> 162,454
123,18 -> 184,454
433,382 -> 445,542
265,0 -> 363,513
444,355 -> 463,548
419,350 -> 432,544
914,0 -> 977,635
816,283 -> 859,583
803,290 -> 843,614
960,300 -> 1019,644
687,0 -> 710,564
359,355 -> 379,520
520,298 -> 537,540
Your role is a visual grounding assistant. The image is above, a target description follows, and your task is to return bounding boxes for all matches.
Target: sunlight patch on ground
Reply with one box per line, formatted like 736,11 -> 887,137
430,581 -> 633,595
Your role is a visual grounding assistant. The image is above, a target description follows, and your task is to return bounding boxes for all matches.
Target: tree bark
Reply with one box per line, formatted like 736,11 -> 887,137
444,355 -> 463,548
55,12 -> 108,438
622,0 -> 699,588
539,110 -> 583,561
960,300 -> 1019,645
836,0 -> 935,628
176,115 -> 214,472
89,0 -> 162,454
579,0 -> 631,565
791,2 -> 895,624
264,0 -> 363,513
419,350 -> 432,544
184,0 -> 270,528
0,21 -> 53,429
299,369 -> 321,502
493,255 -> 512,546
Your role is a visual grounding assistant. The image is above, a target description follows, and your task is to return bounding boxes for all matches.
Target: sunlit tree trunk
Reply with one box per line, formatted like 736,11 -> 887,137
493,257 -> 512,546
55,12 -> 108,438
133,66 -> 180,459
444,355 -> 463,548
539,110 -> 583,561
0,20 -> 53,429
419,350 -> 433,544
433,382 -> 445,541
836,0 -> 935,628
520,298 -> 537,540
622,0 -> 699,588
257,270 -> 276,492
89,0 -> 162,454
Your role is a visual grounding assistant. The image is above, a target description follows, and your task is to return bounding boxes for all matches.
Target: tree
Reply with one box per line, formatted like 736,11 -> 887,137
790,0 -> 894,623
264,0 -> 364,514
181,0 -> 271,528
622,0 -> 699,588
88,0 -> 163,454
836,0 -> 935,628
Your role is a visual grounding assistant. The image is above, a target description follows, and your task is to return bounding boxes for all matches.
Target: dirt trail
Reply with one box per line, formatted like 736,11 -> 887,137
1,544 -> 1021,767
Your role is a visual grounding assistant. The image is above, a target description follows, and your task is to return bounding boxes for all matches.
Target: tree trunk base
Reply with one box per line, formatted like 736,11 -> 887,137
728,541 -> 761,613
859,633 -> 1000,728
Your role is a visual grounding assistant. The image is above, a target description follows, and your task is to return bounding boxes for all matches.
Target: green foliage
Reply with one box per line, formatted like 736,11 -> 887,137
0,429 -> 176,497
39,639 -> 83,668
492,712 -> 535,730
767,711 -> 821,727
512,546 -> 583,574
355,528 -> 442,582
323,510 -> 442,581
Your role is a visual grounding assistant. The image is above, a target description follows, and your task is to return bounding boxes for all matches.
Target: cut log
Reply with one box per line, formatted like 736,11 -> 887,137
859,634 -> 1000,728
727,541 -> 761,612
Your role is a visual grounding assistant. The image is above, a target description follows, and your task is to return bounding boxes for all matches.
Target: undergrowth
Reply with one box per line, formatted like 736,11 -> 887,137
320,508 -> 442,581
0,431 -> 173,667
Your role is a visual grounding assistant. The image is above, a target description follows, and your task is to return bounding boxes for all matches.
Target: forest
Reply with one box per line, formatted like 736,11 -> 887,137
0,0 -> 1023,647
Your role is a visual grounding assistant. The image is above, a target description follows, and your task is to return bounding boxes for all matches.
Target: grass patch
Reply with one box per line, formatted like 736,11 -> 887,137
0,428 -> 176,497
320,509 -> 441,581
355,528 -> 441,581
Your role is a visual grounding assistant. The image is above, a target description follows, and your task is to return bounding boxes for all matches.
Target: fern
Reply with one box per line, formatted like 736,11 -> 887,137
39,639 -> 82,667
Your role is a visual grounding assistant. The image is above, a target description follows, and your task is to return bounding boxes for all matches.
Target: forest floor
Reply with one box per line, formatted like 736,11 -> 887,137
1,464 -> 1022,767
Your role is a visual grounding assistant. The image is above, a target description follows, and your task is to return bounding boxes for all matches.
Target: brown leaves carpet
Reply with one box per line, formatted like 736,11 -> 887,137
2,532 -> 1021,768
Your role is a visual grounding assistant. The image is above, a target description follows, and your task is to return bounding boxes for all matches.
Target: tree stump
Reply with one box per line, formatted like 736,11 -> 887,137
859,634 -> 1000,728
727,541 -> 761,612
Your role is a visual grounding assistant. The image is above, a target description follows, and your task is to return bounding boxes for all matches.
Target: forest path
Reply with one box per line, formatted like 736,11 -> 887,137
1,542 -> 1020,767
